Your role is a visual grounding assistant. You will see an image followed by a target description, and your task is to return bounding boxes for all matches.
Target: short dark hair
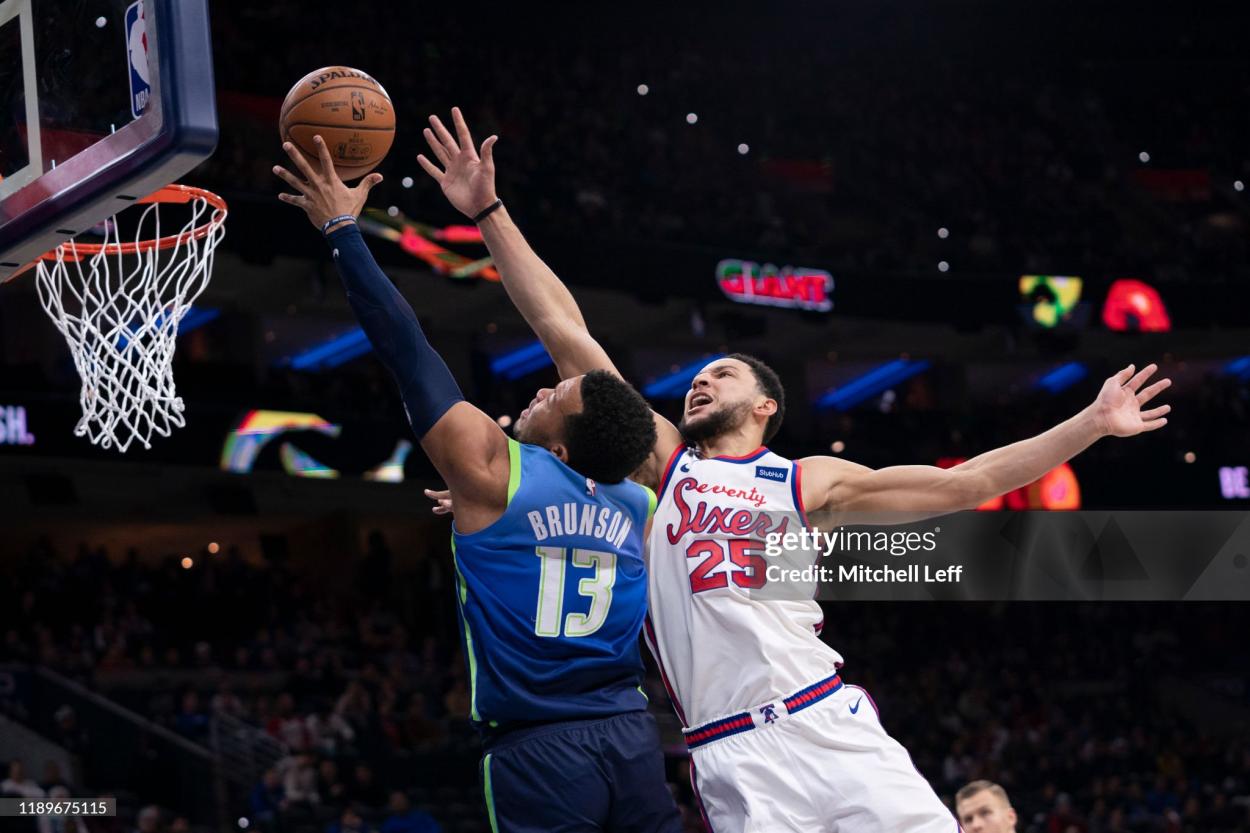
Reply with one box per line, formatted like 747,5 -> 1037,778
726,353 -> 785,443
564,370 -> 657,483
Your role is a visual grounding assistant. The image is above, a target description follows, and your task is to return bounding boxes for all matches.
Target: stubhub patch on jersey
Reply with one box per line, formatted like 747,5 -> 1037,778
755,465 -> 788,482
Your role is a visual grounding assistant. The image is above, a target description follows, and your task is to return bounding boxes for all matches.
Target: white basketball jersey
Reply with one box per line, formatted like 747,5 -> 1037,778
645,446 -> 844,728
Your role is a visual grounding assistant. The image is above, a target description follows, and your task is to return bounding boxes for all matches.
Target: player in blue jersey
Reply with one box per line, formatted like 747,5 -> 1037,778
275,134 -> 683,833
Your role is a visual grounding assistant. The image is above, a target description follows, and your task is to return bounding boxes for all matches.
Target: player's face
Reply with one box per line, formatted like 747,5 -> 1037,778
957,791 -> 1017,833
514,375 -> 585,450
678,358 -> 762,443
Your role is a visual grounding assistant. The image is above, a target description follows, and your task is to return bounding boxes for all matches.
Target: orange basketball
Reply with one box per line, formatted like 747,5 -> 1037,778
279,66 -> 395,181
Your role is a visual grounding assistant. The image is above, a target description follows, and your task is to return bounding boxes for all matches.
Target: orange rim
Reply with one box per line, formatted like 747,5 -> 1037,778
37,185 -> 228,263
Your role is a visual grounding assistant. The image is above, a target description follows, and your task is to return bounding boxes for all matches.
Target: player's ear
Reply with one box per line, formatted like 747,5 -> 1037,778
754,397 -> 778,418
548,442 -> 570,464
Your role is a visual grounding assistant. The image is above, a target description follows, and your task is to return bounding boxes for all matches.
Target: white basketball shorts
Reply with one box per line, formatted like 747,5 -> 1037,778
685,679 -> 961,833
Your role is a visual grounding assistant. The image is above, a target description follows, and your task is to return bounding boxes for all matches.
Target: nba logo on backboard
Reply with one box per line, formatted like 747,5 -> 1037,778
125,0 -> 151,118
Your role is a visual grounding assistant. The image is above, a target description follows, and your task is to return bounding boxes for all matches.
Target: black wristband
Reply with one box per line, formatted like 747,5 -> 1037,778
322,214 -> 357,235
472,199 -> 504,224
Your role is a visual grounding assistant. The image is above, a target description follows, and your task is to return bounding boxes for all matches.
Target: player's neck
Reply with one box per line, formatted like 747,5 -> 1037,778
695,432 -> 765,460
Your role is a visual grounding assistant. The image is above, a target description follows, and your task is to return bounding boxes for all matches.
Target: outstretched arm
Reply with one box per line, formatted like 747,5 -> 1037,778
275,137 -> 509,525
417,109 -> 613,380
417,108 -> 683,486
802,364 -> 1171,516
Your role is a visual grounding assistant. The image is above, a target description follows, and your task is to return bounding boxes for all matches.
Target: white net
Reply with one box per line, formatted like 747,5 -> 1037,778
33,189 -> 226,452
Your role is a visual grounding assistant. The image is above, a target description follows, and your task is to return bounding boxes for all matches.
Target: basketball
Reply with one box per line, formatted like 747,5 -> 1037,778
279,66 -> 395,180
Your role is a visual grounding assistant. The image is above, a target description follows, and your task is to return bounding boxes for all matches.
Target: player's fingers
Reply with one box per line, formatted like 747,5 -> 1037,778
424,488 -> 450,500
283,142 -> 319,182
1141,417 -> 1168,432
416,154 -> 445,182
1136,377 -> 1171,404
451,106 -> 477,157
1125,362 -> 1158,392
1113,364 -> 1135,385
276,192 -> 309,209
481,135 -> 498,170
312,135 -> 339,181
1140,404 -> 1171,420
357,173 -> 383,195
423,128 -> 451,166
271,165 -> 310,194
429,115 -> 459,158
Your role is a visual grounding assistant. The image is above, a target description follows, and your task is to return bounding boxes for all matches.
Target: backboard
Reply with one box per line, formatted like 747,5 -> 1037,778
0,0 -> 217,280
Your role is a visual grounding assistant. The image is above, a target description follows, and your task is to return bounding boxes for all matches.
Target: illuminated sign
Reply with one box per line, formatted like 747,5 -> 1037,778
937,458 -> 1081,510
717,259 -> 833,312
221,410 -> 341,473
1102,279 -> 1171,332
0,405 -> 35,446
1220,466 -> 1250,499
220,409 -> 411,482
1019,275 -> 1084,328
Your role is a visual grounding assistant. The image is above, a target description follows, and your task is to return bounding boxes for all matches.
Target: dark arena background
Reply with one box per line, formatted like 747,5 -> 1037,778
3,2 -> 1250,832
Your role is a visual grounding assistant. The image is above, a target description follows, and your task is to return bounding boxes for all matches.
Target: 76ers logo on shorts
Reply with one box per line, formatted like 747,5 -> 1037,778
125,0 -> 151,118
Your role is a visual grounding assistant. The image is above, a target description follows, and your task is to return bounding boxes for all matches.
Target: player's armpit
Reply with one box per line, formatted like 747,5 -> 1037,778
799,455 -> 991,522
420,401 -> 511,530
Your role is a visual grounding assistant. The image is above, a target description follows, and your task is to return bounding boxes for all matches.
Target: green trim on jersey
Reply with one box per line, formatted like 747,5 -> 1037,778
451,538 -> 482,723
483,752 -> 500,833
642,484 -> 657,520
506,438 -> 522,505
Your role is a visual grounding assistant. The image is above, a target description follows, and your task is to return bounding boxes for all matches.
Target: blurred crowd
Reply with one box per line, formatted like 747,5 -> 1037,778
194,3 -> 1250,280
4,537 -> 1250,832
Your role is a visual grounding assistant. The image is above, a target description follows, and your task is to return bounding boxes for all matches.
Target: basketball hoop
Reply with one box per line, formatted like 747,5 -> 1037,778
32,184 -> 228,452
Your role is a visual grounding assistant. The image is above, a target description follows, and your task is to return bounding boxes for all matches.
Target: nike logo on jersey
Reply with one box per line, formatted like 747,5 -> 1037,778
849,696 -> 863,715
679,463 -> 691,473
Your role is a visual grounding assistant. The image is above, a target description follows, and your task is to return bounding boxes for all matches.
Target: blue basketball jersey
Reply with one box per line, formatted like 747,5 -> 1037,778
451,439 -> 655,730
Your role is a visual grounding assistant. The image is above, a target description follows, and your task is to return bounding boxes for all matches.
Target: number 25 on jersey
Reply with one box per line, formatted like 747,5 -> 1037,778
687,538 -> 767,593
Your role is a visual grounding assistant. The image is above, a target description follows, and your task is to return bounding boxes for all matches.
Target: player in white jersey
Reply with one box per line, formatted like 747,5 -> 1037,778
418,109 -> 1173,832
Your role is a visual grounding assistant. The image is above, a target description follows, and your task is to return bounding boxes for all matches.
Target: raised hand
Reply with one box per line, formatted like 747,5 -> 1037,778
273,136 -> 383,231
416,107 -> 499,219
423,488 -> 454,516
1092,363 -> 1172,437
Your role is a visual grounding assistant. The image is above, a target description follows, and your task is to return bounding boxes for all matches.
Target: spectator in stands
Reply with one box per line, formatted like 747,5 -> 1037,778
326,806 -> 373,833
2,761 -> 50,833
280,752 -> 320,809
2,760 -> 45,799
174,690 -> 210,740
249,767 -> 286,829
46,786 -> 88,833
39,761 -> 70,793
957,780 -> 1019,833
51,707 -> 87,755
345,763 -> 385,811
269,693 -> 312,750
132,805 -> 161,833
380,792 -> 440,833
1046,792 -> 1087,833
317,759 -> 347,806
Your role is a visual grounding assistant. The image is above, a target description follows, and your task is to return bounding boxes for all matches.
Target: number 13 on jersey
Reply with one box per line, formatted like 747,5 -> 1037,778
534,547 -> 616,637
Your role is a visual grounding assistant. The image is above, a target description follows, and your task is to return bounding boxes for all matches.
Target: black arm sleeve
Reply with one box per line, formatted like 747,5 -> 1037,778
325,224 -> 464,437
